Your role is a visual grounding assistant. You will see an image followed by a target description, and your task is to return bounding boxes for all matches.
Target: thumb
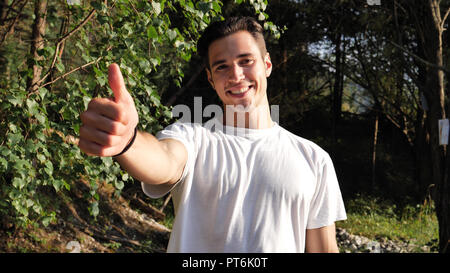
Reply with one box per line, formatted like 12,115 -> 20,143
108,63 -> 130,104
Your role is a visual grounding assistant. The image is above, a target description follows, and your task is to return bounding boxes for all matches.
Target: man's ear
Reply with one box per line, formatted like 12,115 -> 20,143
206,68 -> 215,89
264,53 -> 272,77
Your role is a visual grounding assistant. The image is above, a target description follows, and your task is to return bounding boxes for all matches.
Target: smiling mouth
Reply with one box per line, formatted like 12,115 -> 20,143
226,85 -> 254,97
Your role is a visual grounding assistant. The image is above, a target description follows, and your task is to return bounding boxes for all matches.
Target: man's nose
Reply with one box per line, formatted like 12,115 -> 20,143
228,64 -> 244,82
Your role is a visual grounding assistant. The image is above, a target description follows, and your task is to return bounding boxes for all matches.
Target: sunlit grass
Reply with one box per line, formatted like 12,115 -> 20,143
336,194 -> 439,252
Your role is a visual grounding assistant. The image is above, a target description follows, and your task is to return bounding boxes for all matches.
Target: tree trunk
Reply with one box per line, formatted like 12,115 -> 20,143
420,0 -> 449,253
27,0 -> 47,92
413,108 -> 434,200
282,47 -> 288,95
371,112 -> 379,191
332,32 -> 344,149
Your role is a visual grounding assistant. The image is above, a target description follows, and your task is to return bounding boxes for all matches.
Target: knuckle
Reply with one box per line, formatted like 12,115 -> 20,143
110,122 -> 121,135
103,134 -> 117,147
87,98 -> 98,109
115,104 -> 127,122
80,114 -> 89,126
78,139 -> 97,155
104,136 -> 113,147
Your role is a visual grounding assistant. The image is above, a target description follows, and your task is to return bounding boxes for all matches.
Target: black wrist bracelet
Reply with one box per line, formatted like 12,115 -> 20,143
113,127 -> 137,157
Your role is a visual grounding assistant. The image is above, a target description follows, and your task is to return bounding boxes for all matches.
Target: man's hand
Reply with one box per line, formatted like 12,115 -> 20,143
78,63 -> 139,157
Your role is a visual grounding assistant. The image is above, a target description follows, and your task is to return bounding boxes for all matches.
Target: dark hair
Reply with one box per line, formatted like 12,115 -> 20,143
197,17 -> 267,69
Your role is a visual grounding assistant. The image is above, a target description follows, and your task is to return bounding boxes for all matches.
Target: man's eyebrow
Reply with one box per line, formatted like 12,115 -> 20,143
210,53 -> 254,68
211,59 -> 226,69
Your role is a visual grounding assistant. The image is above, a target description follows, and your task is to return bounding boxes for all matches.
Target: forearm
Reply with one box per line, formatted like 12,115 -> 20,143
114,131 -> 181,186
305,224 -> 340,253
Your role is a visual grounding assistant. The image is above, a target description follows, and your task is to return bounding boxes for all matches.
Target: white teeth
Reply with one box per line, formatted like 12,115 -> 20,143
230,87 -> 249,94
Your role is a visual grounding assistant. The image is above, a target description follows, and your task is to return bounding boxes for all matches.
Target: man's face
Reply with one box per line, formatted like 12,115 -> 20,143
206,31 -> 272,110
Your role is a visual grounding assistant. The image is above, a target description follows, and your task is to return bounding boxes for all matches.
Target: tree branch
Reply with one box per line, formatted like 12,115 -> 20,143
0,0 -> 27,47
40,56 -> 103,88
38,8 -> 96,86
441,7 -> 450,30
389,40 -> 450,73
58,8 -> 96,45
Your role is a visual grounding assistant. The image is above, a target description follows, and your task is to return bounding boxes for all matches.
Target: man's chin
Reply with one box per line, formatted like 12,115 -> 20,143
225,102 -> 255,113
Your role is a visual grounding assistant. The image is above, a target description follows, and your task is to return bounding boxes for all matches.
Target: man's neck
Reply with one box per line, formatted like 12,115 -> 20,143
222,104 -> 273,129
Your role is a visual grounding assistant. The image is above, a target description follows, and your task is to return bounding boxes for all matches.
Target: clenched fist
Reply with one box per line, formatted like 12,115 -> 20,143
78,63 -> 139,157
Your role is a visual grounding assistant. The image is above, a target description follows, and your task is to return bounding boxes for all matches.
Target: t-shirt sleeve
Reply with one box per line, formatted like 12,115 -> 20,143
306,152 -> 347,229
141,122 -> 196,199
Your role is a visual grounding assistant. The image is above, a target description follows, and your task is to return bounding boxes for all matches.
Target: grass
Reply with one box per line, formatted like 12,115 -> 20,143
336,194 -> 439,252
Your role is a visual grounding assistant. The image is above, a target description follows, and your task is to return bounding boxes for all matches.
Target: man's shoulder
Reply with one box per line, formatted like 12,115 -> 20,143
162,121 -> 204,132
157,121 -> 204,141
277,125 -> 330,160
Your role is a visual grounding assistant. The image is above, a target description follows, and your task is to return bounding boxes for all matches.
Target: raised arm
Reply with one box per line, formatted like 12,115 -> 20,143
78,63 -> 187,186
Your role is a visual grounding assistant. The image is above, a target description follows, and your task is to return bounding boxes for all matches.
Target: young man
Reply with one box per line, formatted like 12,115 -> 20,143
78,17 -> 346,252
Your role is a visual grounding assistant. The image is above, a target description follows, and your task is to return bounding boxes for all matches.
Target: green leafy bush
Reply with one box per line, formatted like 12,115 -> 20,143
0,0 -> 223,227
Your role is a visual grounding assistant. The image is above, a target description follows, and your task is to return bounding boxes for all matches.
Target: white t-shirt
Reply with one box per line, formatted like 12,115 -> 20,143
142,118 -> 347,252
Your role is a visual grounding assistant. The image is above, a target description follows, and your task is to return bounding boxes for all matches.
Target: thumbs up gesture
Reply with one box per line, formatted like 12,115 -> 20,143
79,63 -> 139,157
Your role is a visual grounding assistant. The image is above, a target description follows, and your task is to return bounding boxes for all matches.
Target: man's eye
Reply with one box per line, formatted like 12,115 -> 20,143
216,65 -> 227,71
241,59 -> 254,65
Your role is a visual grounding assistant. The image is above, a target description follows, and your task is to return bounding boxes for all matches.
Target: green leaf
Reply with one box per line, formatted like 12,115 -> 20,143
150,57 -> 160,67
63,181 -> 71,191
26,99 -> 39,116
7,133 -> 22,146
89,202 -> 99,217
25,199 -> 34,208
42,216 -> 52,227
91,2 -> 105,12
101,156 -> 113,168
167,29 -> 177,41
12,199 -> 28,217
7,95 -> 23,106
38,88 -> 48,101
0,157 -> 8,170
258,12 -> 265,21
8,123 -> 18,133
55,61 -> 65,73
197,2 -> 213,13
52,179 -> 62,191
0,146 -> 11,157
33,204 -> 42,214
35,129 -> 46,142
212,1 -> 221,12
12,177 -> 26,190
82,95 -> 91,110
44,161 -> 53,176
35,113 -> 46,124
147,25 -> 158,39
139,58 -> 152,74
37,153 -> 46,163
152,1 -> 161,15
97,75 -> 106,87
114,180 -> 124,190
